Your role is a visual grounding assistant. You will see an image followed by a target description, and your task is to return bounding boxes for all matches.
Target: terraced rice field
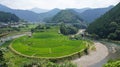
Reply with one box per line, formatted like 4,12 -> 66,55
10,27 -> 87,58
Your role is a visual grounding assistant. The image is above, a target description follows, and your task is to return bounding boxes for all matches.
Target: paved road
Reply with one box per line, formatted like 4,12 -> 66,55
71,29 -> 109,67
72,42 -> 108,67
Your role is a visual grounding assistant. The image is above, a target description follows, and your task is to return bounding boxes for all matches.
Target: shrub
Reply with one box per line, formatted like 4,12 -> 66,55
108,33 -> 117,40
104,61 -> 120,67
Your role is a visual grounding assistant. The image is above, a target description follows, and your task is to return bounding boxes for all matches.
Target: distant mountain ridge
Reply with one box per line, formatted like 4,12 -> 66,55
38,8 -> 61,21
0,4 -> 39,22
0,4 -> 60,22
30,8 -> 49,13
72,8 -> 91,13
79,6 -> 114,23
0,4 -> 114,23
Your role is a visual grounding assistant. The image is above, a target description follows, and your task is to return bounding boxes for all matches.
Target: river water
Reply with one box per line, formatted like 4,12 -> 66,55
0,34 -> 26,46
89,41 -> 120,67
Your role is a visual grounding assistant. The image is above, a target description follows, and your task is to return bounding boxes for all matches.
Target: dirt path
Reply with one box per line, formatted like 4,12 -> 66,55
72,42 -> 108,67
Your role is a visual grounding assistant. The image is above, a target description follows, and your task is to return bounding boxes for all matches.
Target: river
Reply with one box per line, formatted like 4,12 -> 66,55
0,34 -> 27,46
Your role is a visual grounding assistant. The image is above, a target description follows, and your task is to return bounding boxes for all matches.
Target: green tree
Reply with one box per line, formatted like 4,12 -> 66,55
0,11 -> 19,23
104,61 -> 120,67
31,28 -> 34,33
115,29 -> 120,40
60,23 -> 78,35
86,3 -> 120,40
108,33 -> 117,40
109,22 -> 118,33
0,50 -> 7,67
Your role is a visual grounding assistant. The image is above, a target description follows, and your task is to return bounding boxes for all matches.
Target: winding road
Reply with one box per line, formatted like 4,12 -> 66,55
72,42 -> 108,67
72,29 -> 109,67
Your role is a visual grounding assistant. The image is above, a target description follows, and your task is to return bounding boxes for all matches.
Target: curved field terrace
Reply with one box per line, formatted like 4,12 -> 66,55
10,27 -> 88,59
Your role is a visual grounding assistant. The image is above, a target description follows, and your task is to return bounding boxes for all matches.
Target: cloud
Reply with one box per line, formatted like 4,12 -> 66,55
0,0 -> 119,9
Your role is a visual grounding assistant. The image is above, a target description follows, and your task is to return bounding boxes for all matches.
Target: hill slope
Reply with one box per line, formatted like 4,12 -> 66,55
0,4 -> 60,22
80,6 -> 114,23
47,10 -> 87,28
0,4 -> 113,22
0,11 -> 19,23
70,8 -> 91,13
0,4 -> 39,22
39,8 -> 61,21
48,10 -> 84,23
86,3 -> 120,40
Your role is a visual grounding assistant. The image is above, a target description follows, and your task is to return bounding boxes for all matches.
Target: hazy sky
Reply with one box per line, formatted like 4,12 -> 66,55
0,0 -> 120,10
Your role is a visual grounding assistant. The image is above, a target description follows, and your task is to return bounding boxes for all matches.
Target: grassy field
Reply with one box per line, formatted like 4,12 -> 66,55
1,41 -> 77,67
10,26 -> 88,58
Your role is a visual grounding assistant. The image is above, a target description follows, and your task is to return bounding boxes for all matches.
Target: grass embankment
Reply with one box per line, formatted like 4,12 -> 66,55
0,40 -> 31,67
104,60 -> 120,67
10,26 -> 90,59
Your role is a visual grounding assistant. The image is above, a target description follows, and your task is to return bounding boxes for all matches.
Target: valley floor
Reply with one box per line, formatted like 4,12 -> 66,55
72,42 -> 108,67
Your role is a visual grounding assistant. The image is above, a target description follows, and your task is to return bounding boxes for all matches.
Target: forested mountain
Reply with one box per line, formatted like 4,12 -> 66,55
0,4 -> 114,22
86,3 -> 120,40
79,6 -> 114,23
47,10 -> 87,28
0,11 -> 19,23
48,10 -> 84,23
0,4 -> 39,22
0,4 -> 60,22
39,8 -> 61,21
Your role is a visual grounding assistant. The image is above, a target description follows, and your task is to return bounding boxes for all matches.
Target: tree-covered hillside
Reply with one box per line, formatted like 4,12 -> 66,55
47,10 -> 87,28
86,3 -> 120,40
48,10 -> 84,23
79,6 -> 113,23
0,4 -> 60,22
0,11 -> 19,23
